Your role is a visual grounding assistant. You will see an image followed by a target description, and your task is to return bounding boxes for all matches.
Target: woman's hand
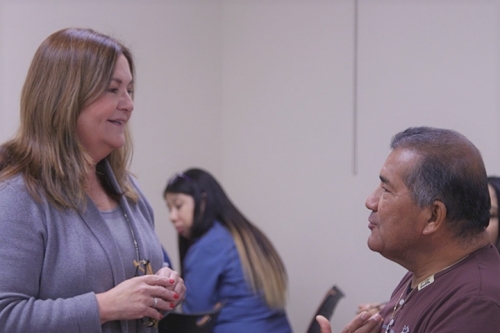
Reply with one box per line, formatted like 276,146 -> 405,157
96,272 -> 184,324
156,266 -> 186,308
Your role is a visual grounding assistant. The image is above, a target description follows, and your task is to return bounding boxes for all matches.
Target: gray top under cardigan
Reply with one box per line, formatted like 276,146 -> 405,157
0,161 -> 164,333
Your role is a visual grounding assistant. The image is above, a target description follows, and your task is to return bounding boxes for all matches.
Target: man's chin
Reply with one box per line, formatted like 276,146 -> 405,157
367,237 -> 381,253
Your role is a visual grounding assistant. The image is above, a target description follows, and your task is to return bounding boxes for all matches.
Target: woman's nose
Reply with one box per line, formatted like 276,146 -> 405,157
120,91 -> 134,113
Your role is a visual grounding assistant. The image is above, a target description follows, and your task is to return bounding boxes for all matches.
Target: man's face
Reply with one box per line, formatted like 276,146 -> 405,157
365,148 -> 430,263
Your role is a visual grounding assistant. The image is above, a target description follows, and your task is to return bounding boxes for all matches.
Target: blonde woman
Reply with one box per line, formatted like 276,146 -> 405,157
0,28 -> 185,333
164,168 -> 292,333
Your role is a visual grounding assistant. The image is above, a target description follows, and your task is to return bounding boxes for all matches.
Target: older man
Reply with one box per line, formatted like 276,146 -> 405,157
320,127 -> 500,333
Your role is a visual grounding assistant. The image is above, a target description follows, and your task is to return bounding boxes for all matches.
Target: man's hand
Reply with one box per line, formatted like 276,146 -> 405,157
316,315 -> 332,333
316,311 -> 384,333
356,302 -> 386,316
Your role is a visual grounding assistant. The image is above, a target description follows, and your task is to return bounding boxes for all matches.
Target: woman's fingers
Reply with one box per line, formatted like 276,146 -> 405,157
154,267 -> 186,306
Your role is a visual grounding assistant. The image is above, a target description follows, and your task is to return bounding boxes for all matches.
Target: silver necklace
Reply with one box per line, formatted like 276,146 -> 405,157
121,207 -> 140,263
384,254 -> 470,333
121,206 -> 156,327
385,284 -> 416,333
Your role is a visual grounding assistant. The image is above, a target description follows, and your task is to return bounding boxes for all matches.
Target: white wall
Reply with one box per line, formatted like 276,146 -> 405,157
1,1 -> 500,332
221,0 -> 500,332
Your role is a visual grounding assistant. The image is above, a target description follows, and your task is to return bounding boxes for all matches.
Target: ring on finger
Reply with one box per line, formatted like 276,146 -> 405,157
153,297 -> 158,308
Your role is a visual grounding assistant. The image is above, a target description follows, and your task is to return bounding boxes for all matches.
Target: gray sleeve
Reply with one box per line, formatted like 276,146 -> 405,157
0,180 -> 102,332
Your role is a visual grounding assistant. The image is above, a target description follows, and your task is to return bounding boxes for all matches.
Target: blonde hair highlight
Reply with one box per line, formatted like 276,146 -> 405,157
229,224 -> 288,309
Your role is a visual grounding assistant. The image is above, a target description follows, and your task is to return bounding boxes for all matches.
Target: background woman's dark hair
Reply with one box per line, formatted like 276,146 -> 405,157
164,168 -> 288,309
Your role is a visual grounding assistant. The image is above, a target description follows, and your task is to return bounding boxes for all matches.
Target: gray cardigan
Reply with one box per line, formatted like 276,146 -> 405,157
0,162 -> 163,333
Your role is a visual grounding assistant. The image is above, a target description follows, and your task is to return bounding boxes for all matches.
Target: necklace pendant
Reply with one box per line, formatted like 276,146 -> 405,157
385,318 -> 394,333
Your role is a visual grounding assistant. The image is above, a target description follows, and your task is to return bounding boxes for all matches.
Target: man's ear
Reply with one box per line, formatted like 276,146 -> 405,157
423,200 -> 447,235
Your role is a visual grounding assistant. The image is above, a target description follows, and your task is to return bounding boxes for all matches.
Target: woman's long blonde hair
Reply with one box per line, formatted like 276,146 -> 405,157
0,28 -> 138,209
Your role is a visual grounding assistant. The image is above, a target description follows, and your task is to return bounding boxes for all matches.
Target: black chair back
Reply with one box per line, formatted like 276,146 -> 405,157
306,285 -> 345,333
158,302 -> 223,333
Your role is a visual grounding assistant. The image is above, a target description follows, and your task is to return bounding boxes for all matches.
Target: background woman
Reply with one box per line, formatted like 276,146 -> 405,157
487,176 -> 500,251
164,168 -> 292,333
0,28 -> 185,333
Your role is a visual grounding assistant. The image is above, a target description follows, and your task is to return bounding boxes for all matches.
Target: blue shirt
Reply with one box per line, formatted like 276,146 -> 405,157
182,222 -> 292,333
